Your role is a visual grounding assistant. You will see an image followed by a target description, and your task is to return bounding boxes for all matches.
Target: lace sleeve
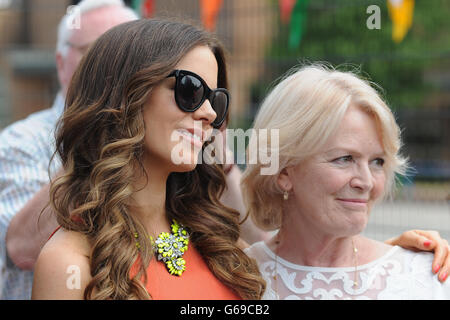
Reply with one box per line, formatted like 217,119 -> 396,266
379,249 -> 450,299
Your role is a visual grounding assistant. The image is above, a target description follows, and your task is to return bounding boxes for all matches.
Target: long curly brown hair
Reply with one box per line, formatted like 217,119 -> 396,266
50,18 -> 265,300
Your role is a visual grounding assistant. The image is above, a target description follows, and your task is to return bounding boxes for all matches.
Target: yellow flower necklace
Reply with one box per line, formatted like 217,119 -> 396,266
136,220 -> 189,276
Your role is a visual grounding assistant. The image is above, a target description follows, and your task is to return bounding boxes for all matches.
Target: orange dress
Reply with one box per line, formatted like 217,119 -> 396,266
130,244 -> 241,300
49,226 -> 240,299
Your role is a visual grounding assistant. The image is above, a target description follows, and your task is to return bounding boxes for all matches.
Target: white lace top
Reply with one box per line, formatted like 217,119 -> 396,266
245,241 -> 450,300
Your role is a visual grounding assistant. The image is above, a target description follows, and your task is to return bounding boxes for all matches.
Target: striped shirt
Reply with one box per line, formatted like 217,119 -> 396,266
0,93 -> 63,299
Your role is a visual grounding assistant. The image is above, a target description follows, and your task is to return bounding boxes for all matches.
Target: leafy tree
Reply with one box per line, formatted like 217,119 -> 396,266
249,0 -> 450,118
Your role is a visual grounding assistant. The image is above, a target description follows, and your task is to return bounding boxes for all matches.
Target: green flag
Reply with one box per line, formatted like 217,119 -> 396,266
288,0 -> 309,49
131,0 -> 142,16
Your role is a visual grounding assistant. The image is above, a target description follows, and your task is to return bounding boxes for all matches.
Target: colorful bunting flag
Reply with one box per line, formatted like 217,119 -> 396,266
200,0 -> 223,31
141,0 -> 154,18
130,0 -> 141,16
279,0 -> 297,25
288,0 -> 309,49
387,0 -> 415,43
129,0 -> 153,18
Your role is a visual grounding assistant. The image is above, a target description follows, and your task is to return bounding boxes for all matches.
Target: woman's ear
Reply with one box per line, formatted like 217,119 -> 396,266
276,167 -> 293,192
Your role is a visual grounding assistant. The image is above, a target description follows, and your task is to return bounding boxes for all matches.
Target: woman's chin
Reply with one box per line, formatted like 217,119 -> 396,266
171,153 -> 202,172
168,144 -> 204,170
175,163 -> 198,172
349,220 -> 369,236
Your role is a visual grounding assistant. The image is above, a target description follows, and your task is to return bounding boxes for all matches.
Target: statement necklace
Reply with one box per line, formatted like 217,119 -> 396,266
135,220 -> 190,276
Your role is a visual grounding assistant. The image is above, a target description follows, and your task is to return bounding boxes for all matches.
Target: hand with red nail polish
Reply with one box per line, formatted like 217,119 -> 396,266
433,264 -> 440,274
385,229 -> 450,282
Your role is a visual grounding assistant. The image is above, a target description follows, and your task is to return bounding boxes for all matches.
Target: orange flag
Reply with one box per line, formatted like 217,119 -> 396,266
387,0 -> 415,43
200,0 -> 223,31
141,0 -> 154,18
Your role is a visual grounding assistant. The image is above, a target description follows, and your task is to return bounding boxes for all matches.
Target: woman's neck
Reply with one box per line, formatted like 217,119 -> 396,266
268,207 -> 389,268
129,165 -> 171,235
273,226 -> 356,268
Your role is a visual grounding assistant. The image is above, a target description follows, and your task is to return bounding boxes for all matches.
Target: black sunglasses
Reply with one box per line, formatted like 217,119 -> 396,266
167,69 -> 229,128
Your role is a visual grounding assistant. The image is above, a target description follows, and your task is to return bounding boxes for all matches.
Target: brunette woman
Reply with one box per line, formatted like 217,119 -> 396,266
32,19 -> 264,300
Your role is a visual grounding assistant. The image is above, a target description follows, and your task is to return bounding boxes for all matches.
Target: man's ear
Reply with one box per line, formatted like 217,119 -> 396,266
55,52 -> 66,88
277,167 -> 293,192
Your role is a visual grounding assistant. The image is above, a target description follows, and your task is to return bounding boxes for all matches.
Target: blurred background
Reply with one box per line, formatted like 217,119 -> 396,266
0,0 -> 448,240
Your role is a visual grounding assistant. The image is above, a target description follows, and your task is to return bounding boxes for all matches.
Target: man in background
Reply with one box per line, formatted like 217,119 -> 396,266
0,0 -> 138,299
0,0 -> 267,300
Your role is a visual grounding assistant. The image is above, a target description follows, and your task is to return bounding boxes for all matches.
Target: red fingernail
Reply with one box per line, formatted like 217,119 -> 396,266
424,240 -> 432,247
433,264 -> 440,273
440,272 -> 448,282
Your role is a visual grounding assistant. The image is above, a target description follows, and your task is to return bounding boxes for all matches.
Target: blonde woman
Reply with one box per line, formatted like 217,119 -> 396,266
242,64 -> 450,299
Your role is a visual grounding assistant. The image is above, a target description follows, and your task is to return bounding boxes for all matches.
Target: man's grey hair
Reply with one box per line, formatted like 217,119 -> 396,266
56,0 -> 139,56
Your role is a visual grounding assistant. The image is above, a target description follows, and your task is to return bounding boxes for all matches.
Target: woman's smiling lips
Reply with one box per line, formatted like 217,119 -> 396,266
177,128 -> 204,148
335,198 -> 368,209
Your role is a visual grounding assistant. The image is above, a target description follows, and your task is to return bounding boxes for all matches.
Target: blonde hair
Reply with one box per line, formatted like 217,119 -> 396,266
241,63 -> 408,231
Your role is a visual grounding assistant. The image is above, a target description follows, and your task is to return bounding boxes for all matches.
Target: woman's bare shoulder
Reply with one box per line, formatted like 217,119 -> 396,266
45,228 -> 91,257
32,228 -> 92,300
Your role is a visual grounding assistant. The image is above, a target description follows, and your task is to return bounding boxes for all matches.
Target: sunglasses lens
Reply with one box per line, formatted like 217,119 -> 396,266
177,75 -> 204,110
211,91 -> 228,127
171,70 -> 229,128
